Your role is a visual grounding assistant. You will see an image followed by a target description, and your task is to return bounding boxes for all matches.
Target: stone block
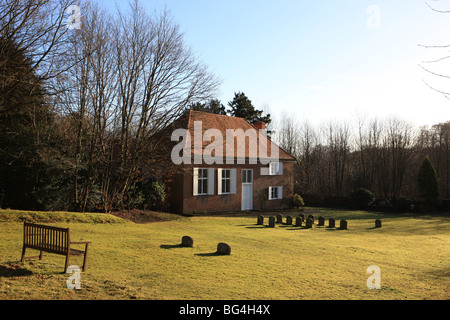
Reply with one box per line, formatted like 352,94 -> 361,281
217,242 -> 231,255
181,236 -> 193,247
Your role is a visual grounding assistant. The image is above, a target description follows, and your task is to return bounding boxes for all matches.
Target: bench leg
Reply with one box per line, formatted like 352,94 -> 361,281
21,246 -> 26,263
82,244 -> 89,272
64,254 -> 70,273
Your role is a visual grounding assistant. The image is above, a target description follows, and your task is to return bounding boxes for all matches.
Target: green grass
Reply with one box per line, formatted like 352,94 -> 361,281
0,208 -> 449,300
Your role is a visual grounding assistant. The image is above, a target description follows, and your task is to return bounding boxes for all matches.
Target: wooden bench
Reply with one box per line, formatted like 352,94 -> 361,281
20,222 -> 91,273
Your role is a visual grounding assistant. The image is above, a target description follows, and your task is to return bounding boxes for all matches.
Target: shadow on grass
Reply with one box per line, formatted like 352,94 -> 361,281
245,225 -> 271,229
160,244 -> 188,249
237,223 -> 269,227
194,252 -> 220,257
320,226 -> 349,231
0,264 -> 33,278
425,267 -> 450,278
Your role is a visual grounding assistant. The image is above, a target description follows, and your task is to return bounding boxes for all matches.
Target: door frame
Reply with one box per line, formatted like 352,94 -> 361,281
241,169 -> 253,211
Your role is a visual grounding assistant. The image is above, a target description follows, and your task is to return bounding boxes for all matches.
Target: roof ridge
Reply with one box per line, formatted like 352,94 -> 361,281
188,109 -> 249,122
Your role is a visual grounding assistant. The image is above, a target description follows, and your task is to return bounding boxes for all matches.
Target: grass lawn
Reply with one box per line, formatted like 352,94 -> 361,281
0,208 -> 449,300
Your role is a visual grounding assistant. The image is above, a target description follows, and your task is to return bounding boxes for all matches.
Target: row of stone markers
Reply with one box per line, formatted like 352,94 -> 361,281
257,214 -> 348,229
257,214 -> 383,229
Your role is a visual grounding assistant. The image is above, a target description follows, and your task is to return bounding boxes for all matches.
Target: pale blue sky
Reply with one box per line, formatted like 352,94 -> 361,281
97,0 -> 450,127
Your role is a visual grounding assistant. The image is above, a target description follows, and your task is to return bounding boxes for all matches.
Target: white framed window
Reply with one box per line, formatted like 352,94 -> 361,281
198,168 -> 208,195
269,162 -> 283,175
269,162 -> 279,175
221,169 -> 231,194
193,168 -> 214,196
242,169 -> 253,184
268,186 -> 283,200
218,168 -> 237,195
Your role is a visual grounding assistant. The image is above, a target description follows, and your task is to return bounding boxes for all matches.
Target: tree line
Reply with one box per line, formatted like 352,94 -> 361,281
275,114 -> 449,211
0,0 -> 220,212
1,0 -> 447,214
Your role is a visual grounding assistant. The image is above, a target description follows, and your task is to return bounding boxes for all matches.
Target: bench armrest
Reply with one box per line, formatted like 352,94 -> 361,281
70,241 -> 92,244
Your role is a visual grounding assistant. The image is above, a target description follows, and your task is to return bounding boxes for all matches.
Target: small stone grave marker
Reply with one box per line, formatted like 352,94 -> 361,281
181,236 -> 193,247
286,216 -> 293,225
318,216 -> 325,226
329,218 -> 336,228
257,215 -> 264,225
295,216 -> 302,227
340,220 -> 348,230
217,243 -> 231,255
269,216 -> 276,228
375,219 -> 382,228
276,214 -> 283,223
306,218 -> 313,228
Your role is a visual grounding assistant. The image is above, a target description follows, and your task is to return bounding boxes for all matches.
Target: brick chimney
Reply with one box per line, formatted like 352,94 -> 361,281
253,121 -> 266,131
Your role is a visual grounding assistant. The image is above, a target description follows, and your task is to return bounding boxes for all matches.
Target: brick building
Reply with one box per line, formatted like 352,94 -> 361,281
164,110 -> 296,214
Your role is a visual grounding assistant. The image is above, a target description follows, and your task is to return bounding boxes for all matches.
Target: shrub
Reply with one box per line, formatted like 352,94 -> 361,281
126,180 -> 166,211
259,189 -> 269,210
396,197 -> 413,212
293,194 -> 305,208
378,199 -> 394,211
349,188 -> 375,209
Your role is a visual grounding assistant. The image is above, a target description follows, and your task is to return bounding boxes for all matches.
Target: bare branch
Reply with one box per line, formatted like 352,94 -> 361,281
422,79 -> 450,100
425,1 -> 450,13
421,55 -> 450,64
418,63 -> 450,79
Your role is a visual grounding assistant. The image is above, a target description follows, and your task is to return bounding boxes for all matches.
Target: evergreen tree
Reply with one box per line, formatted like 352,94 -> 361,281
188,99 -> 227,115
0,36 -> 55,209
417,156 -> 441,208
228,92 -> 271,125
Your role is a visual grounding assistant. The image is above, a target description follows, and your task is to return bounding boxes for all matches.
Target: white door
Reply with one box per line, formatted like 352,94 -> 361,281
241,169 -> 253,211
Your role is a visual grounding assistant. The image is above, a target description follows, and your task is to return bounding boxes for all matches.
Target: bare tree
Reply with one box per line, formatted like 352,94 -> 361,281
54,1 -> 220,212
56,1 -> 118,212
296,120 -> 318,196
419,0 -> 450,99
0,0 -> 79,97
276,112 -> 299,157
323,121 -> 352,197
386,119 -> 415,199
110,1 -> 220,209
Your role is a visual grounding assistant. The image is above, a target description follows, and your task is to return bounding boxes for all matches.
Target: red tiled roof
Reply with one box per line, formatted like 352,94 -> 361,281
171,110 -> 295,161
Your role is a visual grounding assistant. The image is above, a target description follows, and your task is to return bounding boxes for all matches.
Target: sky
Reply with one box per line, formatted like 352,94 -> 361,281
96,0 -> 450,128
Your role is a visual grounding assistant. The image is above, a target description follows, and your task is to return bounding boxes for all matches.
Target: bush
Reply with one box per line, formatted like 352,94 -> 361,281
145,181 -> 166,210
258,189 -> 269,210
293,194 -> 305,208
396,197 -> 413,212
349,188 -> 375,209
378,199 -> 394,211
126,179 -> 166,211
